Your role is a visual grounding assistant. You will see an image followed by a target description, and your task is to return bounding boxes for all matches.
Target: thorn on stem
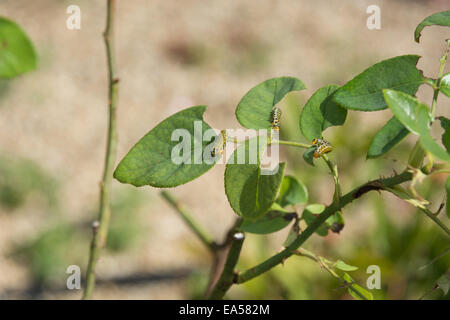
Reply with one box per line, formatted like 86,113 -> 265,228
353,181 -> 383,199
233,232 -> 245,241
232,271 -> 239,283
278,247 -> 287,266
92,220 -> 100,234
433,202 -> 445,216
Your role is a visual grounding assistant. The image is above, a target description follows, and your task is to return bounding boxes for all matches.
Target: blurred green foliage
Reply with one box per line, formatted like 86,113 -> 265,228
107,188 -> 146,252
10,187 -> 148,287
0,154 -> 58,211
11,223 -> 84,286
165,40 -> 209,67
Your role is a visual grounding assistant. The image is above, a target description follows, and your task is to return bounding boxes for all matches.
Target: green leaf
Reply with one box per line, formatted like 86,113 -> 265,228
241,203 -> 296,234
343,273 -> 374,300
384,90 -> 449,161
235,77 -> 306,129
436,271 -> 450,295
114,106 -> 216,188
440,72 -> 450,98
334,260 -> 358,272
302,204 -> 328,236
333,55 -> 424,111
446,177 -> 450,219
382,89 -> 423,134
303,146 -> 316,166
0,17 -> 37,78
277,175 -> 308,207
225,137 -> 286,220
414,10 -> 450,42
439,117 -> 450,152
367,117 -> 409,159
416,104 -> 450,162
300,85 -> 347,141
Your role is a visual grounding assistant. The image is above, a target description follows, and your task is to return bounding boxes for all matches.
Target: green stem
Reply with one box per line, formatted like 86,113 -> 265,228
294,248 -> 340,278
322,155 -> 341,198
418,247 -> 450,271
160,190 -> 216,251
273,140 -> 311,149
229,137 -> 311,149
236,171 -> 413,284
294,249 -> 368,300
430,162 -> 450,172
321,155 -> 343,232
431,40 -> 450,118
208,220 -> 244,299
430,169 -> 450,175
420,207 -> 450,237
383,186 -> 449,237
83,0 -> 119,300
419,284 -> 439,300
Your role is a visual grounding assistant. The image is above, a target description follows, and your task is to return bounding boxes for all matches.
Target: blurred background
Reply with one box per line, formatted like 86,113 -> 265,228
0,0 -> 449,299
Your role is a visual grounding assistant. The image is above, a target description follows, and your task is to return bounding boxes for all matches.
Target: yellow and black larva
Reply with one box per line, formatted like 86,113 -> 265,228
271,107 -> 282,131
211,129 -> 228,157
312,138 -> 333,158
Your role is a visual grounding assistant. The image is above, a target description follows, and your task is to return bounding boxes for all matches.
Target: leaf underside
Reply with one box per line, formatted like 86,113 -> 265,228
367,117 -> 409,159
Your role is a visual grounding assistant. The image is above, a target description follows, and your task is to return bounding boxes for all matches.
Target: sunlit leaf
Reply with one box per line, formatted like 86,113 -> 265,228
416,104 -> 450,162
440,72 -> 450,98
0,17 -> 37,78
334,260 -> 358,272
382,90 -> 450,161
382,89 -> 422,134
343,273 -> 374,300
